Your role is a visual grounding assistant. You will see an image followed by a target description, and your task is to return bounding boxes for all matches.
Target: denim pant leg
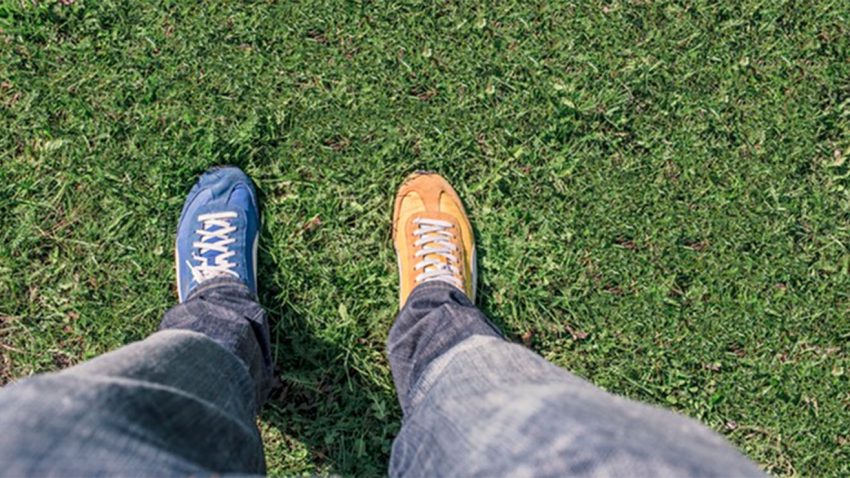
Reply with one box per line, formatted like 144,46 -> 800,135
0,278 -> 272,476
387,282 -> 764,477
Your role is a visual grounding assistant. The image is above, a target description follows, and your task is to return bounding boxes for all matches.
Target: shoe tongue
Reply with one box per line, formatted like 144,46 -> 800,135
195,184 -> 252,266
419,218 -> 454,271
424,245 -> 448,268
201,223 -> 228,262
426,251 -> 451,272
207,186 -> 252,262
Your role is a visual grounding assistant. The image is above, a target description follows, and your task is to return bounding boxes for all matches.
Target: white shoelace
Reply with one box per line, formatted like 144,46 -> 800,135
187,211 -> 240,283
413,217 -> 463,288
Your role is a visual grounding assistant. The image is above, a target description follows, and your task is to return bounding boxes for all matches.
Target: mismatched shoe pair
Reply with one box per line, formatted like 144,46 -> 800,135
176,167 -> 475,308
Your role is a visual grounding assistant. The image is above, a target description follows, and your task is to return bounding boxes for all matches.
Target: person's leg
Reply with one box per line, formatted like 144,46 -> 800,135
0,167 -> 272,476
388,172 -> 763,477
388,282 -> 763,477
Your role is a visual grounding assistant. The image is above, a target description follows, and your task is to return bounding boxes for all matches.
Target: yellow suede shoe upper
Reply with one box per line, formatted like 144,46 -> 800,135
392,172 -> 476,308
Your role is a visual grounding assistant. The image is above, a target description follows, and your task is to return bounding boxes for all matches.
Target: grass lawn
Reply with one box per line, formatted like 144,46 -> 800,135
2,0 -> 849,475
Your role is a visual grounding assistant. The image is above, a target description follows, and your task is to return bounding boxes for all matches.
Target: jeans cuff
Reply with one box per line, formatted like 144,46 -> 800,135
407,281 -> 471,304
186,277 -> 252,302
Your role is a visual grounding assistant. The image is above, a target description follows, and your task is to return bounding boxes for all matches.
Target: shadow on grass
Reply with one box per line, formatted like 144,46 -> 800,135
255,249 -> 401,477
468,218 -> 518,343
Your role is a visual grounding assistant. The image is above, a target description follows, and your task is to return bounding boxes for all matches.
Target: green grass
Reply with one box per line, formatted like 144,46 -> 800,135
1,0 -> 849,475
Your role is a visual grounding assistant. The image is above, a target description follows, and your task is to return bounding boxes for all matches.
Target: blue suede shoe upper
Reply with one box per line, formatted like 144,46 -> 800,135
175,167 -> 260,302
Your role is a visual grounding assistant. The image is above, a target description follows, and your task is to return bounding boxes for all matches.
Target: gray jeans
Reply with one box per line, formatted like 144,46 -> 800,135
0,280 -> 763,477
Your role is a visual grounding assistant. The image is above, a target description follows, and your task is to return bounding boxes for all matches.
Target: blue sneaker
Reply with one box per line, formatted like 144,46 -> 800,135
175,166 -> 260,302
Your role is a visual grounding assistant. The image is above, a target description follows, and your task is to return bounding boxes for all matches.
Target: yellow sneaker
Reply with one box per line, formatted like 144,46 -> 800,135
392,171 -> 476,309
